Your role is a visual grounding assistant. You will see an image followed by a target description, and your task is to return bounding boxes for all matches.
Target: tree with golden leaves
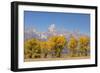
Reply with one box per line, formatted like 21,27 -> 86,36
49,35 -> 67,57
24,39 -> 33,59
67,36 -> 78,57
79,36 -> 90,56
40,40 -> 55,58
24,38 -> 41,59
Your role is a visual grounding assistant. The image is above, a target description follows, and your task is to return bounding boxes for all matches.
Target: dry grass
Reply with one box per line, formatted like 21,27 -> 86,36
24,54 -> 90,62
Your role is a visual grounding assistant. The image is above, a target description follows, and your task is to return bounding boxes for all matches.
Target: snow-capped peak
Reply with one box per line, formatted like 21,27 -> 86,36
48,24 -> 56,33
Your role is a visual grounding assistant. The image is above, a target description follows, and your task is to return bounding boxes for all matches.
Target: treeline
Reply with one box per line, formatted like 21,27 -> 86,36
24,35 -> 90,59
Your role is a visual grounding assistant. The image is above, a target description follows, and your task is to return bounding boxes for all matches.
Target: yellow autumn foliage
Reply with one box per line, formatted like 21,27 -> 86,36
24,34 -> 90,59
68,36 -> 78,50
79,36 -> 90,49
24,38 -> 41,59
49,35 -> 66,47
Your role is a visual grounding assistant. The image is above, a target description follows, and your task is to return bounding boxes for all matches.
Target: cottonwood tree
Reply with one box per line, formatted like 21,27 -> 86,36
79,36 -> 90,56
68,36 -> 78,57
24,38 -> 41,59
49,36 -> 67,57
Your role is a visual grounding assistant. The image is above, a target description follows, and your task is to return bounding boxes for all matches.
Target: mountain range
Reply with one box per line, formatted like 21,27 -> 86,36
24,24 -> 89,41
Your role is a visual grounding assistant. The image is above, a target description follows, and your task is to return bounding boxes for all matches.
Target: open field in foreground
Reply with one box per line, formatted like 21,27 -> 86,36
24,55 -> 90,62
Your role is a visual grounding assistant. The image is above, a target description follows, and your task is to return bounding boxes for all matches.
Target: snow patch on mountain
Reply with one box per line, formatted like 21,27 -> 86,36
24,24 -> 89,41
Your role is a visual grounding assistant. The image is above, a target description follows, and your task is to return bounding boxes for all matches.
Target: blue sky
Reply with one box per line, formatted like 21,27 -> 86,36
24,11 -> 90,35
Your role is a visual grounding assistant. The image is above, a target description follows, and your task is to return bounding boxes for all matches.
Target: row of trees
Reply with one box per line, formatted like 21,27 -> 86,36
24,35 -> 90,59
